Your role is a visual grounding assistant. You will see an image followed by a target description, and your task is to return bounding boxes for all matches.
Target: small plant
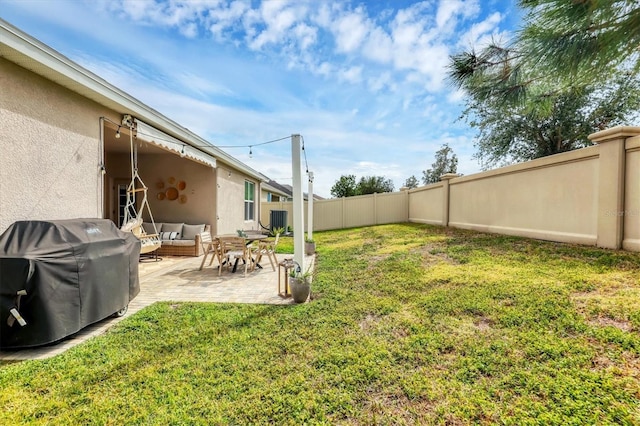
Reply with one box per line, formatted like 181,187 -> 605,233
289,261 -> 313,283
270,227 -> 285,237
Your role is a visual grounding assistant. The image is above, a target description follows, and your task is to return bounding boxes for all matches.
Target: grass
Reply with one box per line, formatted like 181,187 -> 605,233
1,223 -> 639,424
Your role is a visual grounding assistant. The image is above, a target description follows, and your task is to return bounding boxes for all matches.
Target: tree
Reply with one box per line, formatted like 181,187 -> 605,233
403,175 -> 419,189
448,1 -> 640,168
330,174 -> 395,197
422,144 -> 458,184
356,176 -> 394,195
330,174 -> 357,198
519,0 -> 640,87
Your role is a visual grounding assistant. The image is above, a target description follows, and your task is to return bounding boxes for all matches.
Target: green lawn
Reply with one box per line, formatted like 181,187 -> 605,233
1,223 -> 639,424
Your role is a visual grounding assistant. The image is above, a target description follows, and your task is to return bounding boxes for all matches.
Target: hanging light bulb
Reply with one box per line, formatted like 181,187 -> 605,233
180,145 -> 186,157
249,146 -> 253,158
115,126 -> 121,138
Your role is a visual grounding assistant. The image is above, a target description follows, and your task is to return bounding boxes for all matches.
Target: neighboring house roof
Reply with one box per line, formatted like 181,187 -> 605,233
262,180 -> 291,198
280,184 -> 324,201
0,18 -> 267,182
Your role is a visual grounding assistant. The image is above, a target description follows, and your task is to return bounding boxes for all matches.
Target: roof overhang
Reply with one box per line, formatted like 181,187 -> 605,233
0,18 -> 268,182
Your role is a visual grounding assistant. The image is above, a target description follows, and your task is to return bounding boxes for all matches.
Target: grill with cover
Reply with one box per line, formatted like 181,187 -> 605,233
0,219 -> 140,349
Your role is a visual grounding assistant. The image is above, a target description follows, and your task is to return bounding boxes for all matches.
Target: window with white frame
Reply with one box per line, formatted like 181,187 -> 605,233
244,180 -> 255,221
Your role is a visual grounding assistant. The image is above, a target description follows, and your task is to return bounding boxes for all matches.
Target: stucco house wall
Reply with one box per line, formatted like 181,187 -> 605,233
1,21 -> 270,239
215,166 -> 260,235
0,57 -> 106,232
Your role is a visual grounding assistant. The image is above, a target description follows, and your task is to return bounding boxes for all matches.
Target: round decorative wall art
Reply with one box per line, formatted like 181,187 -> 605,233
155,177 -> 188,203
165,187 -> 179,201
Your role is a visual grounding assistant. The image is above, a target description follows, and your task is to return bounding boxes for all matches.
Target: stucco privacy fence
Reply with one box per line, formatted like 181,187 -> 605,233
262,126 -> 640,252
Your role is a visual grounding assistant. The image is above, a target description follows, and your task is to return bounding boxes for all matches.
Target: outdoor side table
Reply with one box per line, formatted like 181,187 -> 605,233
278,258 -> 295,297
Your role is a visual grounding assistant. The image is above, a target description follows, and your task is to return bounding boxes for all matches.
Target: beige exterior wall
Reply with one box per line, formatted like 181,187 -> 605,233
448,147 -> 599,245
215,165 -> 259,235
137,153 -> 216,227
1,56 -> 258,237
0,58 -> 105,232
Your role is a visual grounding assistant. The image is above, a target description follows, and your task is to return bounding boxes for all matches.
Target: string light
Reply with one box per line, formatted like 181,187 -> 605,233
115,126 -> 121,138
180,145 -> 186,157
249,146 -> 253,158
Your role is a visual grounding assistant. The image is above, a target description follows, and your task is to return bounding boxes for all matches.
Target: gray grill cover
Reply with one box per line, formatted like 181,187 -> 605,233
0,219 -> 140,349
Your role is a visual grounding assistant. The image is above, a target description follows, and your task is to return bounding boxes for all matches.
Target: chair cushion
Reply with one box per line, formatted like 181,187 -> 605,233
182,224 -> 205,240
161,223 -> 183,239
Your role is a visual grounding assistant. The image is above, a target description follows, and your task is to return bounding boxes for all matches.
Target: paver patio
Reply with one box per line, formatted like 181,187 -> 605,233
0,253 -> 314,361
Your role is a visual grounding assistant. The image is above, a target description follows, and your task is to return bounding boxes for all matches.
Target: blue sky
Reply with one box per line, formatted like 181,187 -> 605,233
1,0 -> 521,197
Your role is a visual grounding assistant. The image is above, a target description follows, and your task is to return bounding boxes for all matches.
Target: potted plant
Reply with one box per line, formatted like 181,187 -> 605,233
289,262 -> 312,303
305,237 -> 316,255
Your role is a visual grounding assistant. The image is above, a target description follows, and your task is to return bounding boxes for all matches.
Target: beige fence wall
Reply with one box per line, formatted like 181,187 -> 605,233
408,183 -> 443,225
447,147 -> 600,246
261,126 -> 640,252
261,191 -> 408,232
624,134 -> 640,251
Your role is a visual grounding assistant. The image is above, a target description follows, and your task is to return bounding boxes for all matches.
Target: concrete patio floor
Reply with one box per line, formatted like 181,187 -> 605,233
0,253 -> 314,361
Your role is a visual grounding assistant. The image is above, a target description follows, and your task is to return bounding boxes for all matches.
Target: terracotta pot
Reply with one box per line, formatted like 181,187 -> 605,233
289,277 -> 310,303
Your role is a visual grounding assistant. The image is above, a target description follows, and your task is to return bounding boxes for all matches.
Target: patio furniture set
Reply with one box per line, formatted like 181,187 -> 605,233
198,232 -> 280,277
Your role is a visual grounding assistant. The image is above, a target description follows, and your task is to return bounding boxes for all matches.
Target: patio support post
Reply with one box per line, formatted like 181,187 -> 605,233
292,134 -> 305,269
307,171 -> 314,241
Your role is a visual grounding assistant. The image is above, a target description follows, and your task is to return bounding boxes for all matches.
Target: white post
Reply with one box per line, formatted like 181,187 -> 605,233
291,134 -> 305,269
307,171 -> 314,241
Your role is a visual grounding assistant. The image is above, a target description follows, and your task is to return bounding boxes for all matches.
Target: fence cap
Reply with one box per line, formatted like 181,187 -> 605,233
588,126 -> 640,144
440,173 -> 460,181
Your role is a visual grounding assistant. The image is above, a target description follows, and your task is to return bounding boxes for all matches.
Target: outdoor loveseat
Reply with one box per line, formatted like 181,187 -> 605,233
142,222 -> 210,257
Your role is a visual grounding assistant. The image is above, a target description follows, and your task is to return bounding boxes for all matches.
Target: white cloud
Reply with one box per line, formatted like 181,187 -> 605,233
459,11 -> 504,48
248,1 -> 299,50
339,66 -> 363,84
435,0 -> 480,31
331,7 -> 370,53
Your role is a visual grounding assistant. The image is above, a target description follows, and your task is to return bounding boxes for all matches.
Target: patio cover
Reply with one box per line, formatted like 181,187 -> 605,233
134,119 -> 217,168
0,219 -> 140,349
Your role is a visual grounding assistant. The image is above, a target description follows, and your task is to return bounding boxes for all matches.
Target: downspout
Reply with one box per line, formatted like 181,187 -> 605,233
98,117 -> 105,218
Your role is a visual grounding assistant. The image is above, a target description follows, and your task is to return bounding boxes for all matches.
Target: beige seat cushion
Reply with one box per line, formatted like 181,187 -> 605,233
181,224 -> 205,240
